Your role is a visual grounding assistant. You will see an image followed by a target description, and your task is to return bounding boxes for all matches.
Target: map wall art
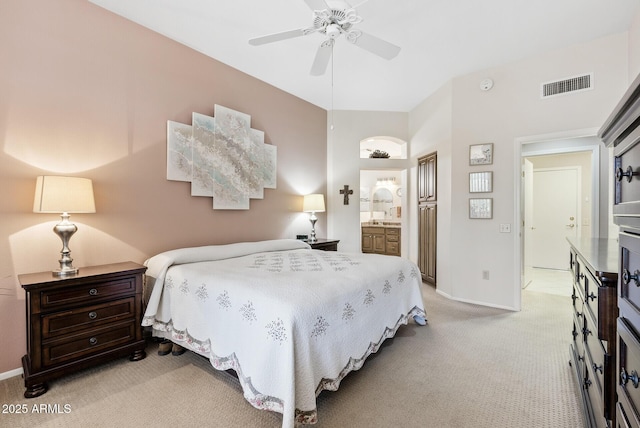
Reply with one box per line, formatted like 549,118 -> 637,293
167,105 -> 277,210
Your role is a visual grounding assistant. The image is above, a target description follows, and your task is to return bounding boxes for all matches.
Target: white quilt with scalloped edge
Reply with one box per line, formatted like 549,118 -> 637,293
142,239 -> 426,428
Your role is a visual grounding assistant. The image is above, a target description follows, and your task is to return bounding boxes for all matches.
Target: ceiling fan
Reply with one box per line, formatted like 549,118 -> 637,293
248,0 -> 401,76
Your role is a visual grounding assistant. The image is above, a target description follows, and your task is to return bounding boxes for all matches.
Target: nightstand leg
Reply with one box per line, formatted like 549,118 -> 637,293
24,382 -> 48,398
129,349 -> 147,361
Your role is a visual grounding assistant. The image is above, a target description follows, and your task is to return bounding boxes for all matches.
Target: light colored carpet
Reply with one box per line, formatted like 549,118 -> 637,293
0,284 -> 584,427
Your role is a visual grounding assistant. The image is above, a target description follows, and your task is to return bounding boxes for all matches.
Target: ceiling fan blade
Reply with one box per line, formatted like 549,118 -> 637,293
249,29 -> 306,46
304,0 -> 330,11
351,31 -> 401,60
310,41 -> 333,76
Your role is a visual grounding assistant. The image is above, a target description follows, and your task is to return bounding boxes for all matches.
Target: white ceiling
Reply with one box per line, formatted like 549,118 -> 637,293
88,0 -> 640,112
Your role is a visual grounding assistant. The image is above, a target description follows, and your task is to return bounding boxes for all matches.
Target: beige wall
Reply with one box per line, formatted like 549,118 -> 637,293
0,0 -> 326,373
408,32 -> 629,309
629,8 -> 640,80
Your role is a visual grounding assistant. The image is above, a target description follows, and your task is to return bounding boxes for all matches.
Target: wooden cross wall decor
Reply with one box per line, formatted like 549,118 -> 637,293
340,185 -> 353,205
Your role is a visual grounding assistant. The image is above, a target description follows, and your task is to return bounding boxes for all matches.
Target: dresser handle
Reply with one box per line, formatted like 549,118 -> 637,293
592,363 -> 603,374
88,312 -> 97,320
587,292 -> 597,302
89,337 -> 98,346
584,378 -> 592,388
616,166 -> 637,182
582,327 -> 592,336
576,311 -> 583,318
623,269 -> 640,286
89,288 -> 98,296
579,273 -> 585,281
621,368 -> 640,388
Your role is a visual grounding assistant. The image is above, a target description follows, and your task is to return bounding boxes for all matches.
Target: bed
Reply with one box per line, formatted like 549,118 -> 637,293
142,239 -> 426,427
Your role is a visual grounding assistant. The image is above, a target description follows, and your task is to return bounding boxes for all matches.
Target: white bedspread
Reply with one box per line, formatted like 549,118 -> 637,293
142,239 -> 426,427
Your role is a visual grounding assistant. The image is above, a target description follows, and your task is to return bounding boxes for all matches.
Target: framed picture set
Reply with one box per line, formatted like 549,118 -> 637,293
469,171 -> 493,193
469,198 -> 493,219
469,143 -> 493,165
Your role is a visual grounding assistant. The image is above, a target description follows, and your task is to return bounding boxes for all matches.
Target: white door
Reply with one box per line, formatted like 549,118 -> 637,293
531,167 -> 580,270
523,159 -> 534,286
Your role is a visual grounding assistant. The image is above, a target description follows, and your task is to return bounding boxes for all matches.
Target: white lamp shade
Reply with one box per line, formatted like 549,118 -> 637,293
303,194 -> 325,212
33,176 -> 96,213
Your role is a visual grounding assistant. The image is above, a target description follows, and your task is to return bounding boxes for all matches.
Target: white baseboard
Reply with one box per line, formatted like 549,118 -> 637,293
0,367 -> 23,381
435,289 -> 518,312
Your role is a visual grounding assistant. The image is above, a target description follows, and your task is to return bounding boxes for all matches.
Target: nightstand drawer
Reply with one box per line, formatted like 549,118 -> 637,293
43,320 -> 137,367
40,278 -> 137,311
42,297 -> 135,339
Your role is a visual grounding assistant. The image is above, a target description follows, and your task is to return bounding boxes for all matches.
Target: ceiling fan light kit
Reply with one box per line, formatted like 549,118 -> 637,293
248,0 -> 401,76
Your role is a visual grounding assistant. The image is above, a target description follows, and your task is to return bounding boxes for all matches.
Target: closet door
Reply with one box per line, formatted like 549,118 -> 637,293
418,153 -> 437,203
418,152 -> 437,285
419,203 -> 437,284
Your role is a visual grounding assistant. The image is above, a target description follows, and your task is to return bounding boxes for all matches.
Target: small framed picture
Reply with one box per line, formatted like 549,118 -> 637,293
469,171 -> 493,193
469,198 -> 493,219
469,143 -> 493,165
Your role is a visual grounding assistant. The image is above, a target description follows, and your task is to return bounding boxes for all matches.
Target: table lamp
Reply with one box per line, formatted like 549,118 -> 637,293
33,176 -> 96,276
303,194 -> 325,243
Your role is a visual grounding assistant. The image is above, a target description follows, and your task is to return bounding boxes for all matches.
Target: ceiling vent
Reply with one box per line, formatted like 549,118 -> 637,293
541,73 -> 593,98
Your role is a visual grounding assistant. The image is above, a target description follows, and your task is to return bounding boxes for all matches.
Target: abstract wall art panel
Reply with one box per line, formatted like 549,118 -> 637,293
167,105 -> 277,210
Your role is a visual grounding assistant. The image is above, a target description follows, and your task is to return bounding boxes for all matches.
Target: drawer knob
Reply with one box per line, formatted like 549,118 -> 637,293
616,166 -> 637,182
582,327 -> 592,336
623,269 -> 640,286
587,292 -> 597,302
88,311 -> 98,320
89,288 -> 98,296
621,368 -> 640,388
89,337 -> 98,346
592,363 -> 603,374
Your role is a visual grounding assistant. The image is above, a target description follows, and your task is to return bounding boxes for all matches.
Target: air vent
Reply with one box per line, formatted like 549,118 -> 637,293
541,73 -> 593,98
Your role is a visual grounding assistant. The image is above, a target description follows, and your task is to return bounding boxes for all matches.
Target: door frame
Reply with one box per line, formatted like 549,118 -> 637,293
513,128 -> 601,310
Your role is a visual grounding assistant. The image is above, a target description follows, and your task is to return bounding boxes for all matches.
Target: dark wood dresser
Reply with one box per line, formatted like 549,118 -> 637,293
19,262 -> 147,398
599,71 -> 640,428
568,238 -> 618,428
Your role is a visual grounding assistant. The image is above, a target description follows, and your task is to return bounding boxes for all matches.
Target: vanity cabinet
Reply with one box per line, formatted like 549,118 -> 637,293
361,226 -> 401,256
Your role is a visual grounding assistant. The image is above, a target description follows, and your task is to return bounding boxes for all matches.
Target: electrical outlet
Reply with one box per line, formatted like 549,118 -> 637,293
482,270 -> 490,280
499,224 -> 511,233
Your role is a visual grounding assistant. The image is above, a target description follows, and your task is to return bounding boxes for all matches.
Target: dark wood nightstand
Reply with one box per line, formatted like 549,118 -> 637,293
307,239 -> 340,251
19,261 -> 147,398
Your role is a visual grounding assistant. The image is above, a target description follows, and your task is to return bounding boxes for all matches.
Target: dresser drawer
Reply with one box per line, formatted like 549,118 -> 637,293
42,297 -> 135,339
618,317 -> 640,424
585,361 -> 608,428
42,320 -> 137,367
385,228 -> 399,236
620,232 -> 640,331
613,134 -> 640,219
40,278 -> 137,311
585,328 -> 607,402
618,395 -> 640,428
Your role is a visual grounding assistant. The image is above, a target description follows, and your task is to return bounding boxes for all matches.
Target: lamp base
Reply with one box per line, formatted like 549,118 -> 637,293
309,213 -> 318,243
53,266 -> 79,277
53,213 -> 79,276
